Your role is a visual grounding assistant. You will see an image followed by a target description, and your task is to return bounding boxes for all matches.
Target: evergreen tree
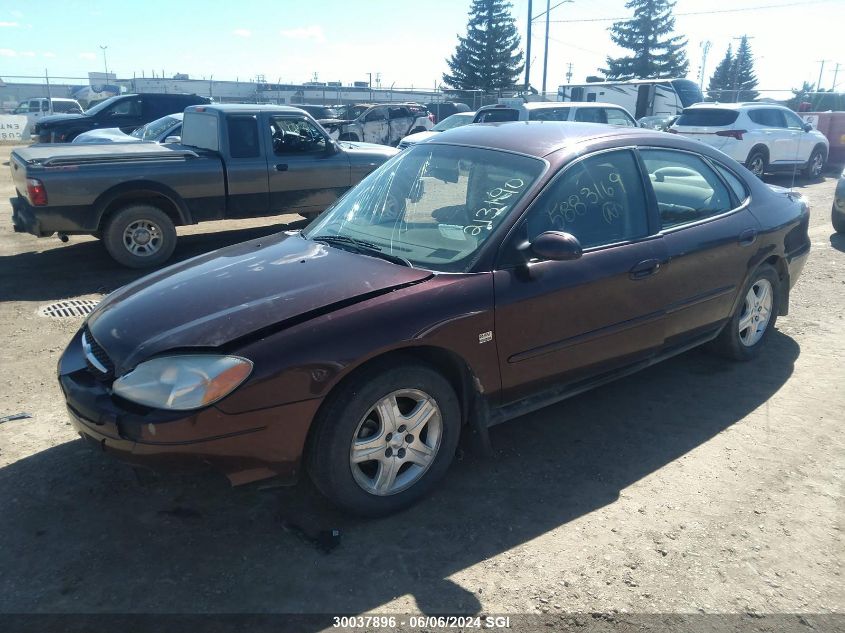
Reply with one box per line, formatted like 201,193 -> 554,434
603,0 -> 689,80
707,45 -> 733,101
731,36 -> 759,102
443,0 -> 524,92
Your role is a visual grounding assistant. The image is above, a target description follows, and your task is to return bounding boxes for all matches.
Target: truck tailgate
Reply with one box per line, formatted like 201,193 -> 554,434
9,151 -> 28,197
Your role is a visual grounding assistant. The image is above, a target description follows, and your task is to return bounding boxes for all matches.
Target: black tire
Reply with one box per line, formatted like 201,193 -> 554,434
745,148 -> 768,179
102,204 -> 177,269
803,147 -> 826,180
832,207 -> 845,234
709,264 -> 780,361
307,359 -> 461,517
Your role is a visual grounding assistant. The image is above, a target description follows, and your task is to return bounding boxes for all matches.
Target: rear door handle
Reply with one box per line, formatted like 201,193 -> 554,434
275,163 -> 289,172
629,258 -> 662,280
738,228 -> 757,246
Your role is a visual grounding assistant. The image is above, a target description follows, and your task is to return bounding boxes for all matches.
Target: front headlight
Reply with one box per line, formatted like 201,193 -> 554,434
112,355 -> 253,411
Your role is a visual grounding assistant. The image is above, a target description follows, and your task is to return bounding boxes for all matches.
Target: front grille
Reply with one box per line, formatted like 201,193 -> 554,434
82,324 -> 115,380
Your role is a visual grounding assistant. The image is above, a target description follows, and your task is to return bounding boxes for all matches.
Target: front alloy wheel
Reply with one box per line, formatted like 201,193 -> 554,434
350,389 -> 442,495
307,360 -> 460,516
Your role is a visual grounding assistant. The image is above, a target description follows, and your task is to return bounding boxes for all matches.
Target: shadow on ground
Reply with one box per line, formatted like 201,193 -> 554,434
0,331 -> 799,618
0,218 -> 307,302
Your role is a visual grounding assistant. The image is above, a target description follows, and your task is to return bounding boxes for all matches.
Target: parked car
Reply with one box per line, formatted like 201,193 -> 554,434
333,103 -> 434,145
425,101 -> 470,123
669,103 -> 829,179
32,93 -> 209,143
294,104 -> 341,120
72,113 -> 183,144
473,101 -> 637,127
638,114 -> 678,131
11,104 -> 397,267
12,97 -> 83,125
398,111 -> 475,149
60,121 -> 810,516
833,167 -> 845,233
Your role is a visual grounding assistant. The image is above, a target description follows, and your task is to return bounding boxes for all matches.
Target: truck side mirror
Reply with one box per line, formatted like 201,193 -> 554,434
164,135 -> 181,144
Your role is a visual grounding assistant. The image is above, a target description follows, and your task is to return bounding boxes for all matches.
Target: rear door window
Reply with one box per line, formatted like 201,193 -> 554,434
573,108 -> 608,124
475,108 -> 519,123
747,109 -> 786,128
529,107 -> 570,121
227,115 -> 260,158
675,109 -> 739,127
640,149 -> 734,229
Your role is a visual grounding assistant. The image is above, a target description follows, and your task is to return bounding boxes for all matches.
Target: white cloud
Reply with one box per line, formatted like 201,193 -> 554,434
232,28 -> 251,38
20,51 -> 36,57
79,52 -> 97,60
280,25 -> 325,43
0,48 -> 17,57
43,52 -> 56,58
0,21 -> 20,27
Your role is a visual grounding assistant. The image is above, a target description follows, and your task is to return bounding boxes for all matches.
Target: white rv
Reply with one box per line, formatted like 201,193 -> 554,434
557,78 -> 702,119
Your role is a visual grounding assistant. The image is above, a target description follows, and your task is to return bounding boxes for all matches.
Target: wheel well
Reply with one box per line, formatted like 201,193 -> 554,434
747,144 -> 769,162
98,193 -> 183,231
302,346 -> 479,463
763,255 -> 790,316
811,143 -> 828,160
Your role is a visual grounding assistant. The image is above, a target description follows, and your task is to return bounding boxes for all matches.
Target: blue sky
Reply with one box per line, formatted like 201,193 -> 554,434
1,0 -> 843,96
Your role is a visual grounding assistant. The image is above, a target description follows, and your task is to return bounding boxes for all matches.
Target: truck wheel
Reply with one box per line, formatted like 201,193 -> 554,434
102,205 -> 177,268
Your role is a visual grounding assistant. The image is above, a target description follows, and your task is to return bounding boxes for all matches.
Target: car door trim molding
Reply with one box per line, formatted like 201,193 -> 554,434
507,307 -> 665,364
663,284 -> 736,315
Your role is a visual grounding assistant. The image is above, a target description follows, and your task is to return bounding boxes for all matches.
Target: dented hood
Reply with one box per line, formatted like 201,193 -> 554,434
87,232 -> 432,375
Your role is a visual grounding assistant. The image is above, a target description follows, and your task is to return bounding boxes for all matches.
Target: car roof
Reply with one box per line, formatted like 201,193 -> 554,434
186,103 -> 307,114
428,121 -> 660,158
684,102 -> 787,111
478,101 -> 626,111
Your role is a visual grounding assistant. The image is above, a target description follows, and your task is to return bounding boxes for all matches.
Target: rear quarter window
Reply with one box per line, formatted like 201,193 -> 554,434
675,109 -> 739,127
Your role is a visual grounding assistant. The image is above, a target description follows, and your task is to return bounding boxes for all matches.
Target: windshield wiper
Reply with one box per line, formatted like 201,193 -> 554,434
312,235 -> 413,267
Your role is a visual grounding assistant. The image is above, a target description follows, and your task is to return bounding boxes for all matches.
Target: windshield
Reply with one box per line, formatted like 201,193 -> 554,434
345,105 -> 369,119
431,113 -> 473,132
84,95 -> 122,116
131,114 -> 180,139
304,144 -> 544,272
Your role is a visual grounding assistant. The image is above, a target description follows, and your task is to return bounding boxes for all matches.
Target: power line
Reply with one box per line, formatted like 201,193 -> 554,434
547,0 -> 833,23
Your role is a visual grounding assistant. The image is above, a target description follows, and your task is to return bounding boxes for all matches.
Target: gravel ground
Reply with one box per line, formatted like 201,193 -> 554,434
0,144 -> 842,629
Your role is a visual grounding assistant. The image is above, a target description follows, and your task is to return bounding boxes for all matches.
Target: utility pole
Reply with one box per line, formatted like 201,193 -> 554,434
698,41 -> 711,91
832,62 -> 841,90
816,60 -> 829,91
99,45 -> 108,77
525,0 -> 532,90
542,0 -> 551,95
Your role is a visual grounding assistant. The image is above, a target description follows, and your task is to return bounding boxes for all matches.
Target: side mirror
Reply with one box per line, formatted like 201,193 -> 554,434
530,231 -> 583,261
325,139 -> 339,154
802,123 -> 813,132
164,135 -> 181,144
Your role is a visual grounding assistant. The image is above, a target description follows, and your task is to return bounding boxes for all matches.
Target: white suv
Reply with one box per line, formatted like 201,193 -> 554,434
473,101 -> 637,127
670,103 -> 829,179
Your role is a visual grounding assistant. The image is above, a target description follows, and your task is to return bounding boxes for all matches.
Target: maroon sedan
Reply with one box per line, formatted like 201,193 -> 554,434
60,122 -> 810,516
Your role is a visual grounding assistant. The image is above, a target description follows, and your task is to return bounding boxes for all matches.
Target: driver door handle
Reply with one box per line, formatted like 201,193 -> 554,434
629,258 -> 662,280
275,163 -> 288,172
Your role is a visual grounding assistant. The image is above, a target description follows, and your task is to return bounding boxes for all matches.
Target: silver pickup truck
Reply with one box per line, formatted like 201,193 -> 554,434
10,104 -> 397,268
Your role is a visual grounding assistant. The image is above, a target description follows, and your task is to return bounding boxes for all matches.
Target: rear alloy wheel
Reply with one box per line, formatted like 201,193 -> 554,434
102,204 -> 177,268
745,150 -> 767,178
307,361 -> 460,516
710,265 -> 780,361
803,148 -> 825,180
